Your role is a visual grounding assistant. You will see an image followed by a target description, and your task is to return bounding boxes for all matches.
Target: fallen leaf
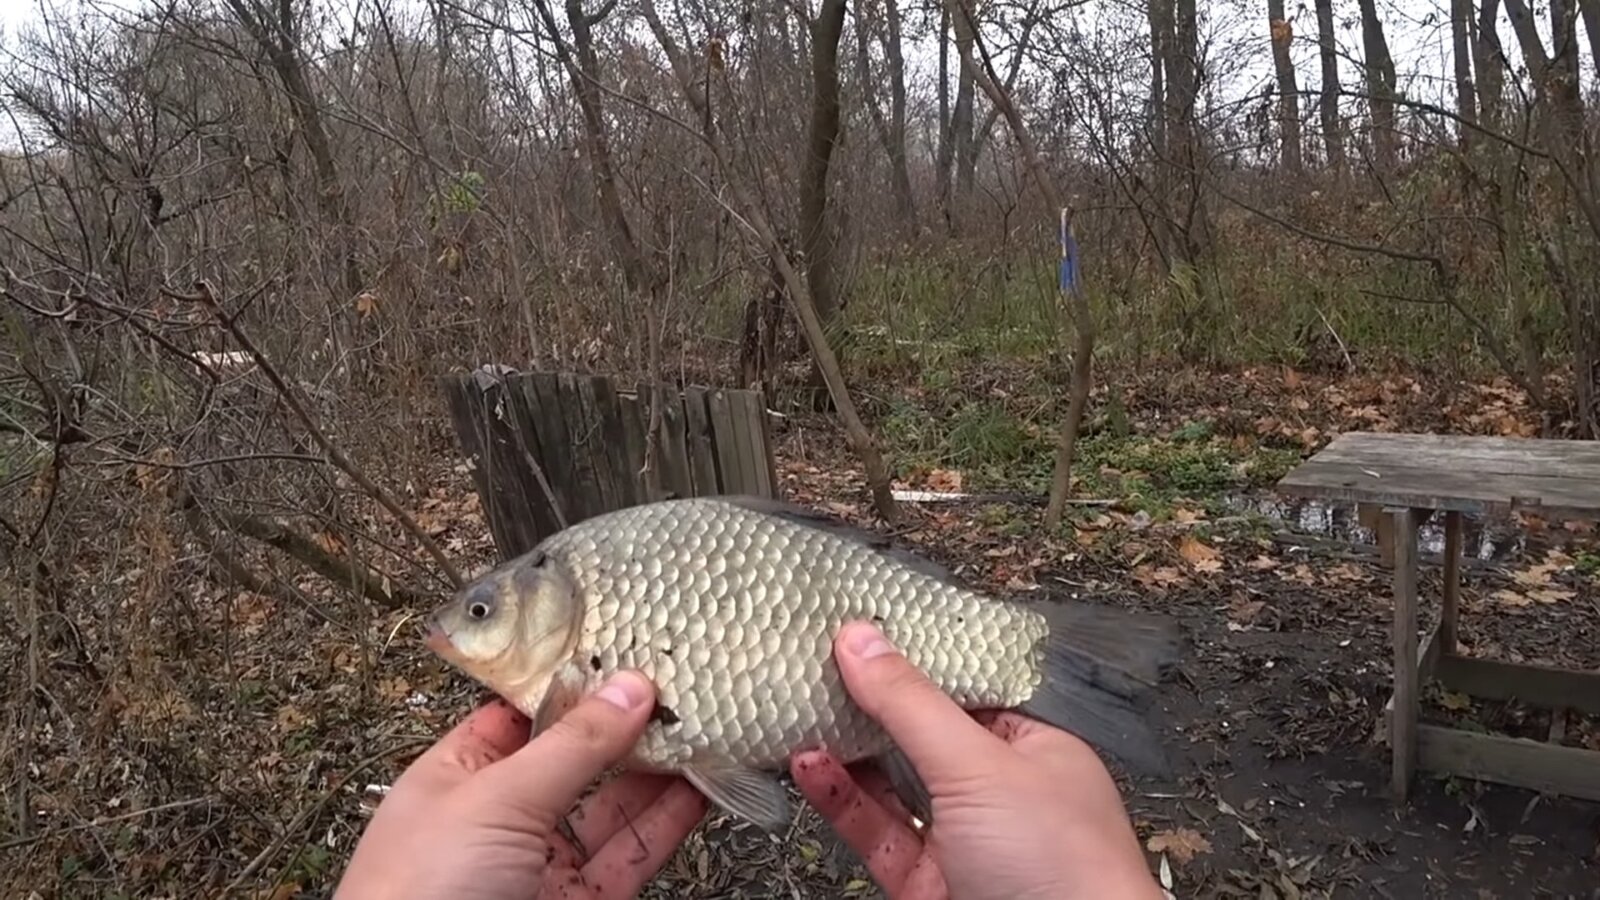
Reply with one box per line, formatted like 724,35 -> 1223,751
925,468 -> 964,492
1146,827 -> 1213,864
1178,536 -> 1223,572
1324,562 -> 1365,583
1134,565 -> 1187,587
1492,589 -> 1534,608
1247,555 -> 1280,571
1439,691 -> 1473,711
1512,563 -> 1561,587
355,290 -> 379,317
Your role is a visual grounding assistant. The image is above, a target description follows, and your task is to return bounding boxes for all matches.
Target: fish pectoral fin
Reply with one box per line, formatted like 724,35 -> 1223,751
878,745 -> 933,826
682,764 -> 792,832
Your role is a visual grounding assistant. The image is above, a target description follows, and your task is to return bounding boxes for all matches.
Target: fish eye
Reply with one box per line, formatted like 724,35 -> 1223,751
468,601 -> 491,620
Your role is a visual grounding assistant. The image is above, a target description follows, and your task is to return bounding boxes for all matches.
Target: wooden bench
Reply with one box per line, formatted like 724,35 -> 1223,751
1276,431 -> 1600,803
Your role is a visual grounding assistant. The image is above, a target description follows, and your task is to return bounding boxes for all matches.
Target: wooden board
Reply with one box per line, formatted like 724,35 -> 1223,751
683,386 -> 720,496
707,389 -> 743,494
1437,655 -> 1600,717
1417,724 -> 1600,802
1279,432 -> 1600,519
442,371 -> 777,550
528,372 -> 577,527
1390,507 -> 1420,801
1315,431 -> 1600,475
442,373 -> 547,559
656,387 -> 694,500
1279,459 -> 1600,520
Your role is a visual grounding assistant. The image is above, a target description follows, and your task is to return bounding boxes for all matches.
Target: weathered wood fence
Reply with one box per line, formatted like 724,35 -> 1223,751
442,367 -> 780,559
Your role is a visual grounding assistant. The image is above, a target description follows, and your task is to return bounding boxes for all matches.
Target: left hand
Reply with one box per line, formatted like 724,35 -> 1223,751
335,671 -> 709,900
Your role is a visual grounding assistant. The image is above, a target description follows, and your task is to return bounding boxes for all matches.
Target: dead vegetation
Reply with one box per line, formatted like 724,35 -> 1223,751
3,0 -> 1600,896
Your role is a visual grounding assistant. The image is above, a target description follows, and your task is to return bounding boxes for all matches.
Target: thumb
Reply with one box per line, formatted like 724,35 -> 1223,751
479,670 -> 657,818
833,621 -> 1006,785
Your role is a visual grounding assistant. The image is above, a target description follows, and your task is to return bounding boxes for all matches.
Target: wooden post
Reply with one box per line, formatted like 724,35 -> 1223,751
1440,510 -> 1462,655
1390,507 -> 1420,802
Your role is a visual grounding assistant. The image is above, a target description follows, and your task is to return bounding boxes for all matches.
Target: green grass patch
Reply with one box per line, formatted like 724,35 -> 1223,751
877,395 -> 1305,519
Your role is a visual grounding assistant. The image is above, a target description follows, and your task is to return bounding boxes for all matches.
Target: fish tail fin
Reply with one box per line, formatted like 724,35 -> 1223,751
1016,601 -> 1182,778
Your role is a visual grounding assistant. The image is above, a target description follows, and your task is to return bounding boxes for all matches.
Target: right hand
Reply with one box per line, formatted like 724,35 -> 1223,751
790,621 -> 1164,900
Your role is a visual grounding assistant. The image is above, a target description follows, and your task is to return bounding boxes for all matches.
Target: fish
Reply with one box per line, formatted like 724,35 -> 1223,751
422,495 -> 1181,831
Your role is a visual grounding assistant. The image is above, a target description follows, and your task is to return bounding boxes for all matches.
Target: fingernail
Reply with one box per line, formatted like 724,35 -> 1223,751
595,671 -> 651,711
843,622 -> 896,660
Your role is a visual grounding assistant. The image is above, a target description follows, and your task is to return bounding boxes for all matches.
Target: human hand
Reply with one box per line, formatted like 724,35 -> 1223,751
335,671 -> 708,900
791,622 -> 1164,900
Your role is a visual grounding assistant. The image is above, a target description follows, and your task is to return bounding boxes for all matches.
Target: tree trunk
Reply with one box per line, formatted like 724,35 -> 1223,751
948,0 -> 1096,529
1267,0 -> 1302,174
801,0 -> 847,328
1474,0 -> 1504,131
1580,0 -> 1600,80
854,0 -> 913,224
1357,0 -> 1398,169
223,0 -> 362,299
640,0 -> 902,521
1147,0 -> 1167,160
1504,0 -> 1600,436
556,0 -> 654,294
935,5 -> 953,229
1164,0 -> 1209,264
1315,0 -> 1346,169
1451,0 -> 1477,154
950,5 -> 978,219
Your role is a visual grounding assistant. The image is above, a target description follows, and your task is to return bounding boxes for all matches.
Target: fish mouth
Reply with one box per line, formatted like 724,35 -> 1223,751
422,617 -> 456,657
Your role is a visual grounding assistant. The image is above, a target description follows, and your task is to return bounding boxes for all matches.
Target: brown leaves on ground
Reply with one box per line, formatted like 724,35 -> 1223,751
1493,550 -> 1580,607
1147,826 -> 1213,864
1178,535 -> 1223,573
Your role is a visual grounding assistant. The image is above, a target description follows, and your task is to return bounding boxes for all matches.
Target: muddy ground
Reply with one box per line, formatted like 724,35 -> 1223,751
5,364 -> 1599,899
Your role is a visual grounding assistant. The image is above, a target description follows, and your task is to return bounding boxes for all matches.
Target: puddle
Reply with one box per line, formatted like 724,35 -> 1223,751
1220,491 -> 1528,564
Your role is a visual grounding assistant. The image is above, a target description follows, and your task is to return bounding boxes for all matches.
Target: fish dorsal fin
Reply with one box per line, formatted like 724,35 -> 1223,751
714,495 -> 965,586
681,763 -> 792,832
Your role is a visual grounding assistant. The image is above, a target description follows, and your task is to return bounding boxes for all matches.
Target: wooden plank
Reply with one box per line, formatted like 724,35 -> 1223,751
1437,655 -> 1600,717
756,391 -> 782,499
728,391 -> 766,496
617,388 -> 651,504
1418,625 -> 1442,681
656,387 -> 694,500
1277,459 -> 1600,519
561,373 -> 610,522
581,375 -> 628,514
683,386 -> 720,495
624,383 -> 665,503
1391,507 -> 1420,802
1318,431 -> 1600,476
1440,510 -> 1462,654
442,374 -> 545,560
707,388 -> 744,494
1417,724 -> 1600,802
528,372 -> 578,525
733,391 -> 774,497
503,374 -> 569,543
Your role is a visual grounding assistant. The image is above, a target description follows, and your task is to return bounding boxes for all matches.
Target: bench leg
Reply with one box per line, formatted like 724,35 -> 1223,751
1440,511 -> 1462,655
1391,507 -> 1420,802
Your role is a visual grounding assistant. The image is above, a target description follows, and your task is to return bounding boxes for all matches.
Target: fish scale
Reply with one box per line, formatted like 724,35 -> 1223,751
425,495 -> 1180,831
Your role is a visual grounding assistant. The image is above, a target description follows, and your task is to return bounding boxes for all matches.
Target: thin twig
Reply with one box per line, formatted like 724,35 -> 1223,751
171,280 -> 463,590
226,737 -> 430,894
0,797 -> 216,852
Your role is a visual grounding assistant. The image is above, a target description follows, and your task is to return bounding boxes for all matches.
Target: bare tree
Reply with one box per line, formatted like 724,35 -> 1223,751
1314,0 -> 1346,169
1266,0 -> 1301,174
